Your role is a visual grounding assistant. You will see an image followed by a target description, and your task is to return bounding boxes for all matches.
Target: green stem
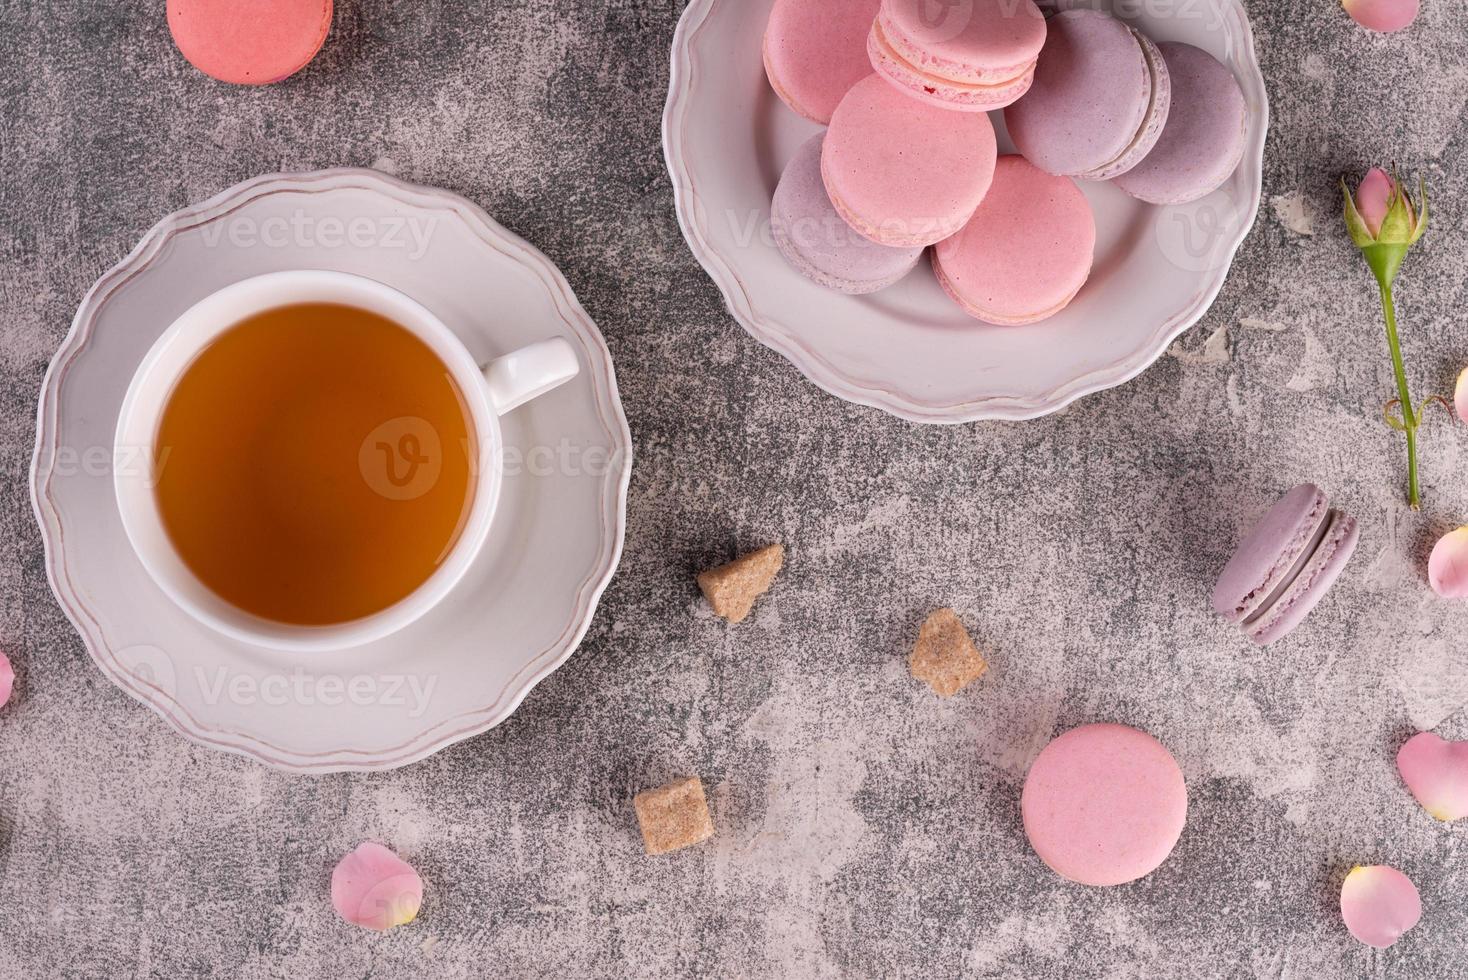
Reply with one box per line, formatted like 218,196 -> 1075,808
1379,281 -> 1420,509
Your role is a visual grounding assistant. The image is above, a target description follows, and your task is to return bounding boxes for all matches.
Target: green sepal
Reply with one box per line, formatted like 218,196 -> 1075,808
1342,179 -> 1376,248
1378,186 -> 1416,244
1410,176 -> 1429,245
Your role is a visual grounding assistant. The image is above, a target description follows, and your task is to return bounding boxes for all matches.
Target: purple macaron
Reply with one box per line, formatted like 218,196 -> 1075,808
1112,43 -> 1247,205
771,133 -> 923,294
1213,484 -> 1360,646
1003,9 -> 1171,181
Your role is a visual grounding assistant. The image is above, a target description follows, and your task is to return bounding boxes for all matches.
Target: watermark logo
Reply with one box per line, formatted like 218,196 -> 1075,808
914,0 -> 977,42
1154,188 -> 1250,274
113,644 -> 438,718
359,417 -> 443,501
198,209 -> 439,261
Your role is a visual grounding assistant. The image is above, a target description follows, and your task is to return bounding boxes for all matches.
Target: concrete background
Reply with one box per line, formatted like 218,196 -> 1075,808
2,0 -> 1467,976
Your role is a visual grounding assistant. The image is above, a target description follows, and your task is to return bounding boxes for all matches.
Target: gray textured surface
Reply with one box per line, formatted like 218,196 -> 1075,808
2,1 -> 1467,977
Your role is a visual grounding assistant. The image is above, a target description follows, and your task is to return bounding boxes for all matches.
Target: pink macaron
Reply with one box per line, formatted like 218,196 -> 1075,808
169,0 -> 333,85
933,155 -> 1094,325
867,0 -> 1047,111
1112,43 -> 1248,205
763,0 -> 884,125
822,74 -> 997,248
1004,9 -> 1171,181
1022,724 -> 1188,887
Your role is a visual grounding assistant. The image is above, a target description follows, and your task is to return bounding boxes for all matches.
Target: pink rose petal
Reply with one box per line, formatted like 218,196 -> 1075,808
1343,0 -> 1421,33
0,652 -> 12,709
1455,368 -> 1468,425
1355,167 -> 1394,237
331,842 -> 423,931
1428,528 -> 1468,599
1398,732 -> 1468,821
1341,865 -> 1421,948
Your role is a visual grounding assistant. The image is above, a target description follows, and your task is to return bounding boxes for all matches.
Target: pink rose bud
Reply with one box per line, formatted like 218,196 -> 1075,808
331,842 -> 423,931
1355,167 -> 1394,238
1340,865 -> 1422,948
1455,368 -> 1468,424
1343,0 -> 1420,33
1428,527 -> 1468,599
0,652 -> 12,708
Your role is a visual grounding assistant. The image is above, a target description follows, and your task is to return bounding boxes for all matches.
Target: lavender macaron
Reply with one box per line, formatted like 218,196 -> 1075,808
1004,9 -> 1171,181
1112,43 -> 1247,205
771,133 -> 923,294
1213,484 -> 1360,646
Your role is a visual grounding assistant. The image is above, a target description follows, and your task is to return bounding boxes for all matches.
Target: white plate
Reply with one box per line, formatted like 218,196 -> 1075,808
30,169 -> 632,772
664,0 -> 1268,422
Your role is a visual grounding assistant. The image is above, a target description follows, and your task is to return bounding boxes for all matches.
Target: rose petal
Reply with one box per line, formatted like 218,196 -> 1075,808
1355,167 -> 1394,237
1343,0 -> 1421,33
331,842 -> 423,931
1456,368 -> 1468,425
0,652 -> 12,709
1398,732 -> 1468,821
1340,865 -> 1422,948
1428,528 -> 1468,599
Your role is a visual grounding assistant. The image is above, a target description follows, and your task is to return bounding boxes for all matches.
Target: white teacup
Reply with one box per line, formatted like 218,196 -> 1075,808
115,270 -> 580,652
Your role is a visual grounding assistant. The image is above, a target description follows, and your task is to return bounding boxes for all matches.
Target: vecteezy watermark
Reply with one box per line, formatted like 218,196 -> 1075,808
115,644 -> 439,718
194,667 -> 438,718
198,209 -> 439,261
727,208 -> 958,253
37,444 -> 168,485
43,429 -> 630,505
1153,186 -> 1252,274
1043,0 -> 1225,30
359,417 -> 444,501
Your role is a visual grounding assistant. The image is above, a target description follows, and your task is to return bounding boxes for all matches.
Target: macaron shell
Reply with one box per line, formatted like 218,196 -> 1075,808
771,134 -> 924,294
169,0 -> 333,86
868,24 -> 1035,111
822,74 -> 997,248
1247,510 -> 1359,645
875,0 -> 1047,81
1112,43 -> 1247,205
932,155 -> 1094,325
1003,10 -> 1159,179
1022,724 -> 1188,887
1212,484 -> 1329,623
764,0 -> 884,124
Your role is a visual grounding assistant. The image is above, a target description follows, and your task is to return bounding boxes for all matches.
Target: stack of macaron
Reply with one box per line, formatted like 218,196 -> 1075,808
763,0 -> 1249,322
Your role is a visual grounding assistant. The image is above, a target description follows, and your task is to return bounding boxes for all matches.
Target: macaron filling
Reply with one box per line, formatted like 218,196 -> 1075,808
869,15 -> 1037,88
1244,509 -> 1359,643
1004,10 -> 1172,180
1224,487 -> 1329,622
1076,30 -> 1172,181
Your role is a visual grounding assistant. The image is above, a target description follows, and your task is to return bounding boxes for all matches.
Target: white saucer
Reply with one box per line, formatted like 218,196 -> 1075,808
30,169 -> 632,773
663,0 -> 1268,422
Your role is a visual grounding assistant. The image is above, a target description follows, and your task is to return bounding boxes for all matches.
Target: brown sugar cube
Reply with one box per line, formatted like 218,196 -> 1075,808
909,608 -> 989,698
634,776 -> 715,856
696,544 -> 784,623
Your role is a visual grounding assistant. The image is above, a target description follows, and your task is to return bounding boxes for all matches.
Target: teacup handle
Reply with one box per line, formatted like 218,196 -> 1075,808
482,338 -> 580,415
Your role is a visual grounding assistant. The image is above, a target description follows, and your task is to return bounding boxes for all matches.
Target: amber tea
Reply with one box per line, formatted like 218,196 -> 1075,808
153,303 -> 476,626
